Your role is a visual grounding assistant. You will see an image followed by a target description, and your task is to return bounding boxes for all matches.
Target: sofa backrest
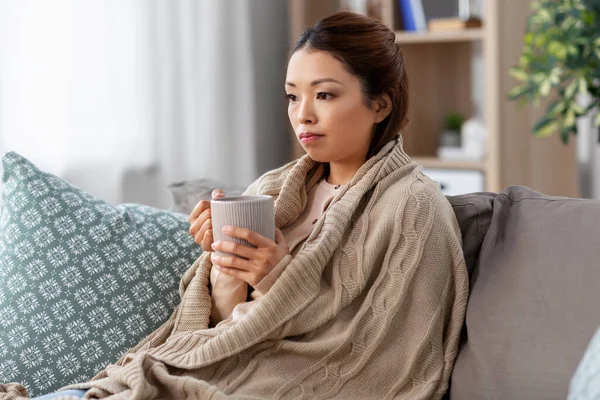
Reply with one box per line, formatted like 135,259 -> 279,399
448,185 -> 600,400
447,192 -> 496,278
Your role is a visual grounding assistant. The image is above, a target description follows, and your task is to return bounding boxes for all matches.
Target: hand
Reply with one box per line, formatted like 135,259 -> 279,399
210,227 -> 290,287
188,189 -> 224,251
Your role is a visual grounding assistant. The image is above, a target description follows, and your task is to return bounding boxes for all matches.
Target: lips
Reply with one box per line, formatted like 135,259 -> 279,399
299,132 -> 324,140
299,133 -> 324,145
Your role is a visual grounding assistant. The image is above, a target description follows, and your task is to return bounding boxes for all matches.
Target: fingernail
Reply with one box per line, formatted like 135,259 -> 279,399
211,242 -> 217,250
222,226 -> 232,232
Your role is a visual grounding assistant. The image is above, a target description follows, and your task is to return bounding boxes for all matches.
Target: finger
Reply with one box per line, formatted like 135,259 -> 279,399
222,226 -> 270,247
211,240 -> 255,259
201,229 -> 213,251
211,253 -> 252,272
194,229 -> 205,246
196,217 -> 212,239
188,200 -> 210,223
213,264 -> 255,286
212,189 -> 224,199
189,208 -> 211,235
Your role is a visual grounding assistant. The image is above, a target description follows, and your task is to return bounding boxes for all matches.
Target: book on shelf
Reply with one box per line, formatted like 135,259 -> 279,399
427,17 -> 483,31
399,0 -> 426,32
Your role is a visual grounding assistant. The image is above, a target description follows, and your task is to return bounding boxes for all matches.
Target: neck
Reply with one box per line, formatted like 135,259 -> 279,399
326,158 -> 365,185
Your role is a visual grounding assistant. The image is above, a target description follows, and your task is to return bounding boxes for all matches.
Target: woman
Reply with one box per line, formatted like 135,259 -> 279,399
16,11 -> 468,400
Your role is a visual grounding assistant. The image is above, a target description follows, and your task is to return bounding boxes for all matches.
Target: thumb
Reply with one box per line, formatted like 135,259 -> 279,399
212,189 -> 224,199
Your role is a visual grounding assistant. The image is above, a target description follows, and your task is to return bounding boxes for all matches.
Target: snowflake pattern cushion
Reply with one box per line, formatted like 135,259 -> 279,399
0,152 -> 203,396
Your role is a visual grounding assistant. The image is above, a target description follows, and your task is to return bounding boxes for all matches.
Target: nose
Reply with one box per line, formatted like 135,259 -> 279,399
297,99 -> 316,125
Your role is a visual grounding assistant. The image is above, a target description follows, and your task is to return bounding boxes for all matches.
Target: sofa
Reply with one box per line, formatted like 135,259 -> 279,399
446,187 -> 599,399
1,152 -> 598,398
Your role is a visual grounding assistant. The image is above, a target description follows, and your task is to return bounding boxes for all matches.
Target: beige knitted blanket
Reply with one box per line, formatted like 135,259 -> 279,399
1,138 -> 468,399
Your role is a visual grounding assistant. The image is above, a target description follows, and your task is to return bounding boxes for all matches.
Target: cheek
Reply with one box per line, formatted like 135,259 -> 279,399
287,105 -> 298,127
329,101 -> 373,134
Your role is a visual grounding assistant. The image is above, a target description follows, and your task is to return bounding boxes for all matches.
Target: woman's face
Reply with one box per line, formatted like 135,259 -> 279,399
285,48 -> 386,164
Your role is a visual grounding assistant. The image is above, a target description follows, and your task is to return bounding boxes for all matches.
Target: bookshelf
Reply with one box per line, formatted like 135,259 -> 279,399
289,0 -> 579,197
394,29 -> 484,44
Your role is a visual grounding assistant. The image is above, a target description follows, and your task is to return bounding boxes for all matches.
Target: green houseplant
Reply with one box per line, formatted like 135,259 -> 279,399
439,112 -> 465,147
509,0 -> 600,143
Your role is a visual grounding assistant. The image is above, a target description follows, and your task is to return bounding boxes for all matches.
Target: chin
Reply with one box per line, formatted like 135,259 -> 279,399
303,148 -> 329,163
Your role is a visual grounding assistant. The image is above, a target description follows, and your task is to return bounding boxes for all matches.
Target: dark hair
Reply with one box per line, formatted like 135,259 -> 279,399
291,12 -> 409,159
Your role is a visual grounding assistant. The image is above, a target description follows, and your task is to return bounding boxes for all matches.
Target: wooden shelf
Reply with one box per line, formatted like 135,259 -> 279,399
412,157 -> 486,171
395,29 -> 484,44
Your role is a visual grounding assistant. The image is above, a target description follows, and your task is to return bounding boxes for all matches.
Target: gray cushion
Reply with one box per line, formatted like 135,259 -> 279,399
447,192 -> 495,278
167,179 -> 245,215
450,186 -> 600,400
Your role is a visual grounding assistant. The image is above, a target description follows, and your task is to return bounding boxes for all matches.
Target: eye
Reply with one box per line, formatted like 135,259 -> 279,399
286,94 -> 298,102
317,92 -> 333,100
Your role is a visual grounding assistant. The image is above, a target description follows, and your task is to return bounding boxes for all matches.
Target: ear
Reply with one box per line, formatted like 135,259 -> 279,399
373,93 -> 392,123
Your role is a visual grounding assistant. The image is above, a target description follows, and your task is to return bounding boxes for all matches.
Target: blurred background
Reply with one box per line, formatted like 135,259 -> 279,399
0,0 -> 598,209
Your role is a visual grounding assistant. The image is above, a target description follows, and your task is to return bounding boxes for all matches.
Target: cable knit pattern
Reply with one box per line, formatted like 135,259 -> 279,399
0,138 -> 468,400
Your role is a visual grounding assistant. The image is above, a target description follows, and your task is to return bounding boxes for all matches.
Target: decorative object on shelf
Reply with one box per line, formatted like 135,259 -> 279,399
461,117 -> 487,160
398,0 -> 426,31
458,0 -> 480,21
439,112 -> 465,148
509,0 -> 600,143
339,0 -> 384,21
508,0 -> 600,198
438,115 -> 487,161
424,0 -> 482,31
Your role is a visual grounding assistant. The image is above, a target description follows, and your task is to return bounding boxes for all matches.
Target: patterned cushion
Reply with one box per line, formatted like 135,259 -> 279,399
0,152 -> 202,396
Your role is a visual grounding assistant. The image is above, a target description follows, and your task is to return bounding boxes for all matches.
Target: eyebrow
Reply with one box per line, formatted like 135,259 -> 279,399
285,78 -> 343,87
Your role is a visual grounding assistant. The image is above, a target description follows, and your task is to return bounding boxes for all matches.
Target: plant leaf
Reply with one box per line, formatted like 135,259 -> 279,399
540,79 -> 552,97
509,67 -> 529,81
508,84 -> 528,100
548,99 -> 567,116
578,76 -> 589,95
549,41 -> 568,59
533,116 -> 558,138
565,107 -> 577,127
560,123 -> 575,144
565,79 -> 579,98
